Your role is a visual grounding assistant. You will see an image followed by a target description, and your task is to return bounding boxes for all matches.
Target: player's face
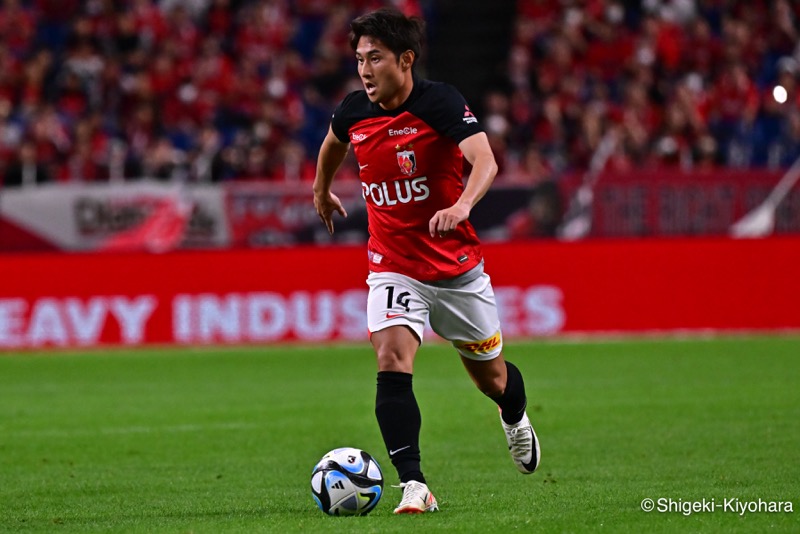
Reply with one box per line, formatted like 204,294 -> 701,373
355,36 -> 411,110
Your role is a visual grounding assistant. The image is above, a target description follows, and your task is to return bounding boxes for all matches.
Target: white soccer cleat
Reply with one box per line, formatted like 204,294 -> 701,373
501,411 -> 541,474
393,481 -> 439,514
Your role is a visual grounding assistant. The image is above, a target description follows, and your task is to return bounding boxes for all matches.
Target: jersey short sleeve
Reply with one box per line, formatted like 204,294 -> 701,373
330,91 -> 363,144
415,82 -> 484,144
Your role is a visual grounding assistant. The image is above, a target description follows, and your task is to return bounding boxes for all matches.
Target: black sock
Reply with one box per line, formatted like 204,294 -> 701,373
375,371 -> 425,484
492,361 -> 528,425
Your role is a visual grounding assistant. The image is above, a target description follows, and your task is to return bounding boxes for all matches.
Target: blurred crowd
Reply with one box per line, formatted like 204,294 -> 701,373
494,0 -> 800,184
0,0 -> 798,188
0,0 -> 425,186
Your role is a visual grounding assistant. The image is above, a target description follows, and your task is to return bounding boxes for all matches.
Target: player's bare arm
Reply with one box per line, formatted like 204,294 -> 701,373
313,126 -> 350,235
428,132 -> 498,238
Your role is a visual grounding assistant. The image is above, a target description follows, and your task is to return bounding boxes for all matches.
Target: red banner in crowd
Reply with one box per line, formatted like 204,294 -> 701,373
579,169 -> 800,237
2,169 -> 799,253
1,237 -> 798,350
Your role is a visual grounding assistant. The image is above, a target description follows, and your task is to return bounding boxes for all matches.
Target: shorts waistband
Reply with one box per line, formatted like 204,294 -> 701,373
422,260 -> 485,288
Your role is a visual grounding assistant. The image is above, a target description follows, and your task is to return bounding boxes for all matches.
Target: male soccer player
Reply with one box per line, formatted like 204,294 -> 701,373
313,7 -> 540,514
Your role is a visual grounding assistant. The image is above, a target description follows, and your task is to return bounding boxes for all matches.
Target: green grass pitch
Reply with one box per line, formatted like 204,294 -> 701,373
1,336 -> 798,533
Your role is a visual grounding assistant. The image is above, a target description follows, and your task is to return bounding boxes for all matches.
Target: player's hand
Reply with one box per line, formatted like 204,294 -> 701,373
314,191 -> 348,235
429,203 -> 470,238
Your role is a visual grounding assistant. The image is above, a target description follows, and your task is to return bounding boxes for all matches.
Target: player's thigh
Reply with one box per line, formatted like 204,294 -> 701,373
366,271 -> 431,344
429,273 -> 503,361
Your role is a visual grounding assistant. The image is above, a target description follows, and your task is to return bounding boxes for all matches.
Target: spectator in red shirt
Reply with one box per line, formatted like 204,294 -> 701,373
708,61 -> 759,163
0,0 -> 36,57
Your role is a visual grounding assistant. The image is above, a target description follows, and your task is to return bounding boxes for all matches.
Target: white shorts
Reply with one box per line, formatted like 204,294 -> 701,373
366,262 -> 503,361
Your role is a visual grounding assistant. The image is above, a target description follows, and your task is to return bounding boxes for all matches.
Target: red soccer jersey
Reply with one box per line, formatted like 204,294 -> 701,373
331,78 -> 485,282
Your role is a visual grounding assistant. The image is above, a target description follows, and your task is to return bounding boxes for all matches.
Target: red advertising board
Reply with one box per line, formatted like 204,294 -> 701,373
1,237 -> 798,349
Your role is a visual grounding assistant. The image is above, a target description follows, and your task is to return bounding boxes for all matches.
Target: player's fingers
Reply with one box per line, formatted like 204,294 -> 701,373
440,214 -> 457,234
328,193 -> 347,220
429,212 -> 441,237
441,216 -> 455,233
316,207 -> 333,235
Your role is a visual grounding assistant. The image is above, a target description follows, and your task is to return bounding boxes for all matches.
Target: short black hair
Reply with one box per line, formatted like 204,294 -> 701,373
349,8 -> 425,66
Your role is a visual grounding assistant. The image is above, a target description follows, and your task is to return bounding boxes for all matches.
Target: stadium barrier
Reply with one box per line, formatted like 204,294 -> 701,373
1,236 -> 798,350
1,168 -> 799,254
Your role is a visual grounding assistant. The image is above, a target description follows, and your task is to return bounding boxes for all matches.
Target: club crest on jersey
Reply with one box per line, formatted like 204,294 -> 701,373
395,144 -> 416,176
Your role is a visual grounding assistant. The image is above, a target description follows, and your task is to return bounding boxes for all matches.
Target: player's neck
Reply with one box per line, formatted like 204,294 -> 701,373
379,74 -> 415,111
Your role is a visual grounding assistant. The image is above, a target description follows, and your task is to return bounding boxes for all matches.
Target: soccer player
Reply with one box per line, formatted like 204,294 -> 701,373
313,7 -> 540,514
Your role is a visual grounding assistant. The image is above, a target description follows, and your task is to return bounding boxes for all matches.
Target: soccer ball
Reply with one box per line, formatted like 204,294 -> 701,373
310,447 -> 384,516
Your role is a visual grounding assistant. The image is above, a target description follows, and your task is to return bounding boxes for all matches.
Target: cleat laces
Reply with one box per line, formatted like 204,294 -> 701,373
508,424 -> 533,464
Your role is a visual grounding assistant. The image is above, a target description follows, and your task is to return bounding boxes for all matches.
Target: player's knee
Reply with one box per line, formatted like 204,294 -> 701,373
375,345 -> 413,373
372,326 -> 418,372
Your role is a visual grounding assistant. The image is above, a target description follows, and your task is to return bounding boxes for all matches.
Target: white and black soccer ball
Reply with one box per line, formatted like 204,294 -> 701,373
310,447 -> 384,516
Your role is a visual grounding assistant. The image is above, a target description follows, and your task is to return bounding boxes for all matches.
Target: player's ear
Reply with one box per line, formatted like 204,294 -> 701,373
400,50 -> 415,70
